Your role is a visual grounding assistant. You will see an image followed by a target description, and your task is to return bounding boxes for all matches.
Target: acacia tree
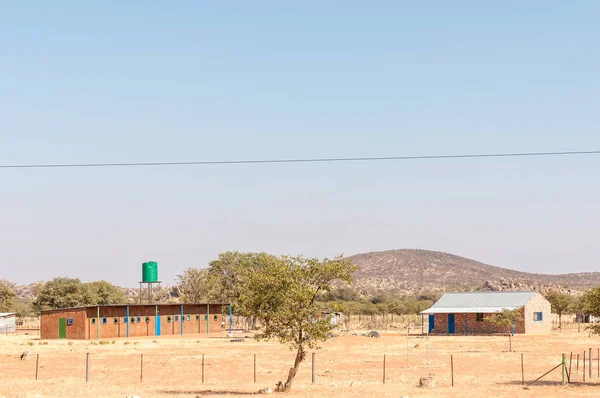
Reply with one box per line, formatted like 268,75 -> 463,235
235,254 -> 356,392
545,292 -> 573,331
580,287 -> 600,335
488,308 -> 523,352
177,268 -> 222,303
0,282 -> 17,312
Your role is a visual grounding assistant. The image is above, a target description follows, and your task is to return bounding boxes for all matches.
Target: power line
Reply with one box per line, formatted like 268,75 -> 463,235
1,150 -> 600,169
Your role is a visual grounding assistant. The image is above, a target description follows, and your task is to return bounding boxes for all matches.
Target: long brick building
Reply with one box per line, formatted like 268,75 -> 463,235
421,291 -> 551,335
40,303 -> 229,340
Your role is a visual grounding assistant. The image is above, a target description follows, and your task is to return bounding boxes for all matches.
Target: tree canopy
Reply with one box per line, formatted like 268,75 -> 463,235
33,278 -> 127,310
0,282 -> 17,313
580,287 -> 600,335
235,254 -> 357,392
545,292 -> 573,329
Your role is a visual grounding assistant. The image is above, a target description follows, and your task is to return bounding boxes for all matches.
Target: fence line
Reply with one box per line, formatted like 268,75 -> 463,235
2,350 -> 597,389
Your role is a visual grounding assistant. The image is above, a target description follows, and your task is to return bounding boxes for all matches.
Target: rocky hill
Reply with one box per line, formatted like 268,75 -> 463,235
347,249 -> 600,295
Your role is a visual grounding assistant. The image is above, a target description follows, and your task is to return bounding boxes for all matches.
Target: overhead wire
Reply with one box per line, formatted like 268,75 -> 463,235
1,150 -> 600,169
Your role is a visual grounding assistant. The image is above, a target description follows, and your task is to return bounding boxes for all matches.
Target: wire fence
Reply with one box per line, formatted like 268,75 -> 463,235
1,348 -> 597,390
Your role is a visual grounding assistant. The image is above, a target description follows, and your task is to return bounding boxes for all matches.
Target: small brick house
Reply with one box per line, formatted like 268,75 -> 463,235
40,303 -> 228,340
421,291 -> 551,335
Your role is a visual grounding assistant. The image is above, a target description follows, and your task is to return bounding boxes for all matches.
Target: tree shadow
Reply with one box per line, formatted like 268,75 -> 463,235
158,390 -> 259,396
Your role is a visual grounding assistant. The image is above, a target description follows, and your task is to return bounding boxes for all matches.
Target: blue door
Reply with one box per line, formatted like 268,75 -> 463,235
428,315 -> 434,333
448,314 -> 455,334
155,316 -> 161,336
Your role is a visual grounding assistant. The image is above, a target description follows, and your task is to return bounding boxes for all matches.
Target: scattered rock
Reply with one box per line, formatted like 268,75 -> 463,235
419,375 -> 435,388
330,383 -> 337,387
258,387 -> 272,394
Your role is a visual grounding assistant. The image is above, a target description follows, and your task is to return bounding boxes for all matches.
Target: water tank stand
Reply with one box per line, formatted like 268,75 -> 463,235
139,281 -> 162,304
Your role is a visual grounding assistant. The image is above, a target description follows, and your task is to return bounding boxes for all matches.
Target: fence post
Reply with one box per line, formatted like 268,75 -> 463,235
202,353 -> 205,383
569,352 -> 573,382
140,353 -> 143,383
590,348 -> 593,380
312,352 -> 315,384
521,353 -> 525,386
85,353 -> 90,382
562,353 -> 566,386
383,354 -> 386,384
583,351 -> 585,383
451,355 -> 454,387
35,354 -> 39,381
254,354 -> 256,383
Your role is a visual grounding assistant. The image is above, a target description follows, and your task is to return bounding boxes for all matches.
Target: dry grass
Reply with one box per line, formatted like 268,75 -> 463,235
1,329 -> 600,397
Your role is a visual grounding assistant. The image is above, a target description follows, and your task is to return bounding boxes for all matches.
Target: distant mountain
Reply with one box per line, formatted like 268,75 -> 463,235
347,249 -> 600,295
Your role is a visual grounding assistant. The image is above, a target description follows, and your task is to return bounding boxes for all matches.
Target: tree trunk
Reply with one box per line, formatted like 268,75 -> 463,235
559,313 -> 562,332
280,346 -> 305,392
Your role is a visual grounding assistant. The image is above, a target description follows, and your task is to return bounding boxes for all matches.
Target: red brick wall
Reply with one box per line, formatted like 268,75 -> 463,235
431,309 -> 526,335
41,308 -> 87,339
42,304 -> 227,339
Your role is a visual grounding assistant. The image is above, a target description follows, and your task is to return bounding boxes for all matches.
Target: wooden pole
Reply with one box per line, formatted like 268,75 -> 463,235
590,348 -> 593,380
569,352 -> 573,382
254,354 -> 256,383
312,352 -> 315,384
562,353 -> 566,386
451,355 -> 454,387
35,354 -> 39,381
521,353 -> 524,386
383,354 -> 386,384
85,353 -> 90,382
140,353 -> 143,383
202,354 -> 205,383
583,351 -> 585,383
577,354 -> 579,371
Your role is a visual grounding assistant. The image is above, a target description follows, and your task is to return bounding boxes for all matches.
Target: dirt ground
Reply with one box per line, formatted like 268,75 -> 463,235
1,329 -> 600,397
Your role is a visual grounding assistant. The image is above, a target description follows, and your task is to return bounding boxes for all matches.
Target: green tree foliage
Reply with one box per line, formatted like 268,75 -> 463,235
487,308 -> 523,352
545,292 -> 573,330
580,287 -> 600,335
177,268 -> 222,303
87,281 -> 127,305
235,254 -> 357,392
34,278 -> 93,310
33,278 -> 126,310
0,282 -> 17,312
208,251 -> 278,303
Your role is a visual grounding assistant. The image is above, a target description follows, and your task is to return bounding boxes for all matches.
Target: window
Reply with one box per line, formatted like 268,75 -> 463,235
145,317 -> 150,323
167,316 -> 172,323
113,317 -> 118,324
124,317 -> 128,324
204,314 -> 208,321
102,318 -> 107,325
137,317 -> 141,323
174,315 -> 179,322
476,313 -> 484,322
213,315 -> 218,321
195,315 -> 200,321
534,312 -> 543,322
130,317 -> 136,324
186,315 -> 191,321
91,318 -> 96,325
67,318 -> 74,325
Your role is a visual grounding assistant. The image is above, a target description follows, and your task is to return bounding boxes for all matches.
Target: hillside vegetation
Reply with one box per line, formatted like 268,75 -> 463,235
348,249 -> 600,295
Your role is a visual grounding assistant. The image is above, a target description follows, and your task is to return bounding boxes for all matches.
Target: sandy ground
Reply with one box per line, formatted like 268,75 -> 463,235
1,329 -> 599,397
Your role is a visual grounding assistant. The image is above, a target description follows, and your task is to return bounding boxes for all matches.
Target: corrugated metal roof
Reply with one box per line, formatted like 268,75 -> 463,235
421,306 -> 523,314
39,303 -> 230,313
421,291 -> 537,314
0,313 -> 16,317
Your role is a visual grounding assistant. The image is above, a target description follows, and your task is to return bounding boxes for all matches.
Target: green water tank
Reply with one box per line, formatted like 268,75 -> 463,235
142,261 -> 159,283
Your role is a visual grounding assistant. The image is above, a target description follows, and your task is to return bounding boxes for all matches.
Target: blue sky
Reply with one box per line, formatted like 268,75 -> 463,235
1,1 -> 599,285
